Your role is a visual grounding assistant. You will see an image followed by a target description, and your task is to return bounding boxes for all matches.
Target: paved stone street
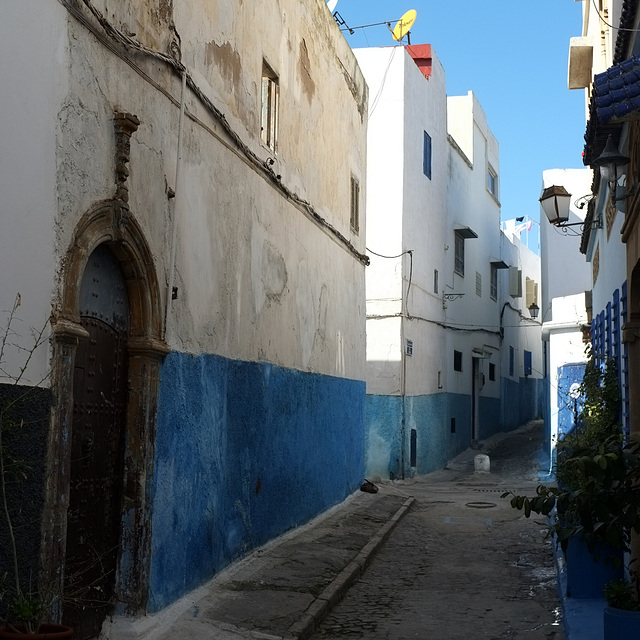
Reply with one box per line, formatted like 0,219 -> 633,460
311,421 -> 563,640
107,421 -> 563,640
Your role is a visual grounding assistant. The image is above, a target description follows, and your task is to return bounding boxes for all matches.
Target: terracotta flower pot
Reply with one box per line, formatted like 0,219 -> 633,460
0,624 -> 73,639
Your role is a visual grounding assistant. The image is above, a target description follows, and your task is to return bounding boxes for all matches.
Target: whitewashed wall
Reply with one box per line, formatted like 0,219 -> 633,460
0,1 -> 68,384
540,168 -> 593,322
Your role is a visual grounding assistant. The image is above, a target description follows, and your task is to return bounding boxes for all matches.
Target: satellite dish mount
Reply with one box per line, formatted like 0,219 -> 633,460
391,9 -> 417,44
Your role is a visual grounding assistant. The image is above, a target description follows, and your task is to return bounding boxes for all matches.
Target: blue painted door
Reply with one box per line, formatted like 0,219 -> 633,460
557,362 -> 585,439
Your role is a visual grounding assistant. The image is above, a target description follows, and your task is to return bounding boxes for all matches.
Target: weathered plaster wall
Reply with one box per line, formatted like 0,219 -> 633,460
52,0 -> 367,379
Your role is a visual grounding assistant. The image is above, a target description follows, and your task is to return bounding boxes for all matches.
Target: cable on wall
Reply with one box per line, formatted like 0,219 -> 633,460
59,0 -> 370,266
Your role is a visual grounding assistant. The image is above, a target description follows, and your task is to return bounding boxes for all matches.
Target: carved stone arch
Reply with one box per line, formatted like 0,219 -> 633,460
42,200 -> 168,620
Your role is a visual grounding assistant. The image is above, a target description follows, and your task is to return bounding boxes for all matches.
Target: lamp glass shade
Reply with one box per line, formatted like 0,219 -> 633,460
529,303 -> 540,319
592,134 -> 630,183
599,160 -> 625,183
539,185 -> 571,225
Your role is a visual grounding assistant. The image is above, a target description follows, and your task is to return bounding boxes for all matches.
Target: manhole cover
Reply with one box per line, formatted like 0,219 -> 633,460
465,501 -> 497,509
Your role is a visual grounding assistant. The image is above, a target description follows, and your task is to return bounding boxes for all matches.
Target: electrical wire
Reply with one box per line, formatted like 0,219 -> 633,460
368,47 -> 398,119
366,247 -> 411,259
591,0 -> 640,32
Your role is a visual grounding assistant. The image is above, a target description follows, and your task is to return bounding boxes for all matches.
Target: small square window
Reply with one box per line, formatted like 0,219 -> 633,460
454,350 -> 463,372
423,131 -> 432,179
489,362 -> 496,381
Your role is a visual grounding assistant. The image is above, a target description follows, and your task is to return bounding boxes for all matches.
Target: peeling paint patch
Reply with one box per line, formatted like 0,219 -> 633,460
205,40 -> 242,90
262,241 -> 287,302
298,39 -> 316,102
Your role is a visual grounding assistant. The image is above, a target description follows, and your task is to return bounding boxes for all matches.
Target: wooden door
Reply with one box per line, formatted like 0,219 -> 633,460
64,244 -> 129,639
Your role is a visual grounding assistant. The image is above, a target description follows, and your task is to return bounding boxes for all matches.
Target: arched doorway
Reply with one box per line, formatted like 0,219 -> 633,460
42,202 -> 169,635
63,244 -> 130,637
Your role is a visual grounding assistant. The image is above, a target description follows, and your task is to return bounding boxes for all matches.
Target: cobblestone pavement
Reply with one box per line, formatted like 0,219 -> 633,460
310,421 -> 563,640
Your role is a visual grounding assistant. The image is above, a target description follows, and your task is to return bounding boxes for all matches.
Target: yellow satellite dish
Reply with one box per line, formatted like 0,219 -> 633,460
392,9 -> 417,42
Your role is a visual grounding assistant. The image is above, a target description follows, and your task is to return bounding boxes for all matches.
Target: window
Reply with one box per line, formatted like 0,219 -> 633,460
454,232 -> 465,277
489,362 -> 496,381
434,269 -> 439,294
350,176 -> 360,234
509,346 -> 515,377
524,350 -> 532,376
490,264 -> 498,301
509,267 -> 522,297
475,271 -> 482,297
525,277 -> 538,308
453,350 -> 463,372
261,62 -> 279,152
423,131 -> 432,179
488,165 -> 498,198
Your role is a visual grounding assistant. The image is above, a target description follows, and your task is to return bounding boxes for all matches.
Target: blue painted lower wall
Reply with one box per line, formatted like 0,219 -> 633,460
365,392 -> 471,478
500,376 -> 545,433
366,377 -> 544,479
148,352 -> 365,612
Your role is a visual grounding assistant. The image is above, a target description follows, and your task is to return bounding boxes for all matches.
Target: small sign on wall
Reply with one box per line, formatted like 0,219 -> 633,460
406,339 -> 413,356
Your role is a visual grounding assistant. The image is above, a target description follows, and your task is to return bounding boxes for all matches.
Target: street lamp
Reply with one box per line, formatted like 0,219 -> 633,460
539,185 -> 572,226
528,303 -> 539,319
592,134 -> 630,184
591,134 -> 632,205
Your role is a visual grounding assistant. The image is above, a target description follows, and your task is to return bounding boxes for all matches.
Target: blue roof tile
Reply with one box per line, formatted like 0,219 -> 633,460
592,54 -> 640,124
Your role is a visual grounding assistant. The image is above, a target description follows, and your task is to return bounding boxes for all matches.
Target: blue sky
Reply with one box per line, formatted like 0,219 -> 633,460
332,0 -> 587,252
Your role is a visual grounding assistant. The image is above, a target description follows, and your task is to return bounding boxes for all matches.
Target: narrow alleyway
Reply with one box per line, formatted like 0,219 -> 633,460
311,421 -> 562,639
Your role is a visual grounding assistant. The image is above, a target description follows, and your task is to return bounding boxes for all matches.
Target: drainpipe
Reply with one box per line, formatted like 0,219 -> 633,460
164,70 -> 187,340
399,251 -> 411,480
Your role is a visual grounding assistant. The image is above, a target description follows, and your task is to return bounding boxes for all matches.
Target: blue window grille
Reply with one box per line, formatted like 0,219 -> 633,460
605,302 -> 612,360
621,282 -> 630,438
612,290 -> 620,364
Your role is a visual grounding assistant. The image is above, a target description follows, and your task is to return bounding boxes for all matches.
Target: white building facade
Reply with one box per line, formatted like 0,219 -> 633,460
356,45 -> 543,480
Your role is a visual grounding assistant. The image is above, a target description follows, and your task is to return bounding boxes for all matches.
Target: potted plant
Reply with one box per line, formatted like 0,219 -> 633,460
602,576 -> 640,639
0,295 -> 73,639
503,352 -> 636,598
